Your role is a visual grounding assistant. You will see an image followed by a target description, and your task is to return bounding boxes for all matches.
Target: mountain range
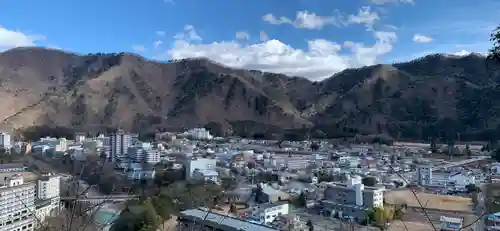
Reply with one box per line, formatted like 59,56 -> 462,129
1,47 -> 500,141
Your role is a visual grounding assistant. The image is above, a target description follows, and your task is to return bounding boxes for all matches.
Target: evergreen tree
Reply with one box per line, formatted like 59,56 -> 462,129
137,200 -> 160,231
465,144 -> 472,157
297,192 -> 307,207
362,177 -> 377,186
488,25 -> 500,64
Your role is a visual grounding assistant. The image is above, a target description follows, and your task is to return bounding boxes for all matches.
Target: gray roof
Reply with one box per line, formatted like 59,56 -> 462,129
180,208 -> 278,231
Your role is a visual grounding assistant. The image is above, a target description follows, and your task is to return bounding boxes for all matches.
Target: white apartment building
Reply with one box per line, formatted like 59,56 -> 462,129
37,173 -> 60,203
0,132 -> 11,152
110,130 -> 132,162
321,176 -> 384,221
417,165 -> 433,186
0,174 -> 37,231
96,134 -> 111,158
416,165 -> 475,189
185,158 -> 217,181
186,128 -> 213,140
0,171 -> 61,231
129,143 -> 160,164
250,202 -> 289,224
74,133 -> 86,143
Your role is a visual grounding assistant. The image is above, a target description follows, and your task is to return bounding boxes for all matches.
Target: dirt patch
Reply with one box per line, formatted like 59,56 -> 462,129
157,216 -> 178,231
385,189 -> 472,212
388,221 -> 436,231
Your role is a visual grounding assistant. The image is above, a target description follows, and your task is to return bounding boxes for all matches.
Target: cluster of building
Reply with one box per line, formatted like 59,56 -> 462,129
172,139 -> 489,231
0,132 -> 11,153
0,128 -> 489,230
0,164 -> 61,231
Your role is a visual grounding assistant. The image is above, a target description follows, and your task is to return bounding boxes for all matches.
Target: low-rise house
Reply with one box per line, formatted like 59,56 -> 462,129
258,184 -> 289,203
250,202 -> 289,224
439,216 -> 463,231
486,212 -> 500,230
126,163 -> 156,180
178,208 -> 279,231
192,169 -> 219,182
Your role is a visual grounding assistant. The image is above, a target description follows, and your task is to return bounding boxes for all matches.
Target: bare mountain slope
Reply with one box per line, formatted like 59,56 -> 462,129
1,47 -> 500,141
0,48 -> 311,133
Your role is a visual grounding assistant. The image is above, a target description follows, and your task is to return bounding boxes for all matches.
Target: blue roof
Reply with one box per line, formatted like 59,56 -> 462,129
180,209 -> 278,231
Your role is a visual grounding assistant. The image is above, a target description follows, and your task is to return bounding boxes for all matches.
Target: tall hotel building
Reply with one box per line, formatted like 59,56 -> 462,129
110,130 -> 132,162
0,174 -> 37,231
0,132 -> 11,153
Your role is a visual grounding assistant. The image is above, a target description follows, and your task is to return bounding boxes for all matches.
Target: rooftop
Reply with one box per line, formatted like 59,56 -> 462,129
180,208 -> 278,231
253,201 -> 288,210
440,216 -> 463,224
326,182 -> 385,191
196,169 -> 219,176
261,184 -> 288,197
0,163 -> 26,169
0,172 -> 39,184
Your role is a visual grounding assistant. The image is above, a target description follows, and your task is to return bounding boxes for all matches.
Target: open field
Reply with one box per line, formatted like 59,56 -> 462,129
385,189 -> 472,212
387,220 -> 434,231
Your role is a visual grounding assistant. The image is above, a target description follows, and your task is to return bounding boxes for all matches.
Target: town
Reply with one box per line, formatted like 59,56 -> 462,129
0,128 -> 497,231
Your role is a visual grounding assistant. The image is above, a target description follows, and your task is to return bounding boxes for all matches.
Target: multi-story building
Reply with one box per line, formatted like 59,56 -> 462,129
186,128 -> 213,140
320,176 -> 384,221
96,134 -> 111,158
37,173 -> 60,203
0,174 -> 37,231
417,165 -> 433,186
416,165 -> 475,189
0,170 -> 61,231
128,143 -> 160,164
250,202 -> 289,225
440,216 -> 463,230
74,133 -> 86,143
110,130 -> 132,162
185,158 -> 217,181
125,163 -> 156,180
0,132 -> 11,153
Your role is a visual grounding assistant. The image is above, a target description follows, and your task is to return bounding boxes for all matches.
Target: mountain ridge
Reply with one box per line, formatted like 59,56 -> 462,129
1,47 -> 499,141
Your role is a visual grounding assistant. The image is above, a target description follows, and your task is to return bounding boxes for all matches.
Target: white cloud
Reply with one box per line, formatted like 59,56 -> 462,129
259,31 -> 269,42
154,40 -> 163,48
174,24 -> 202,41
451,50 -> 487,56
0,26 -> 46,50
47,45 -> 62,50
370,0 -> 414,5
263,11 -> 340,30
412,34 -> 433,43
156,31 -> 166,36
132,45 -> 146,52
158,25 -> 397,81
235,31 -> 250,41
347,7 -> 380,30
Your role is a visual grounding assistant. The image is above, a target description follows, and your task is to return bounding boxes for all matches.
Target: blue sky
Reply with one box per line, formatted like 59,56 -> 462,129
0,0 -> 498,80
